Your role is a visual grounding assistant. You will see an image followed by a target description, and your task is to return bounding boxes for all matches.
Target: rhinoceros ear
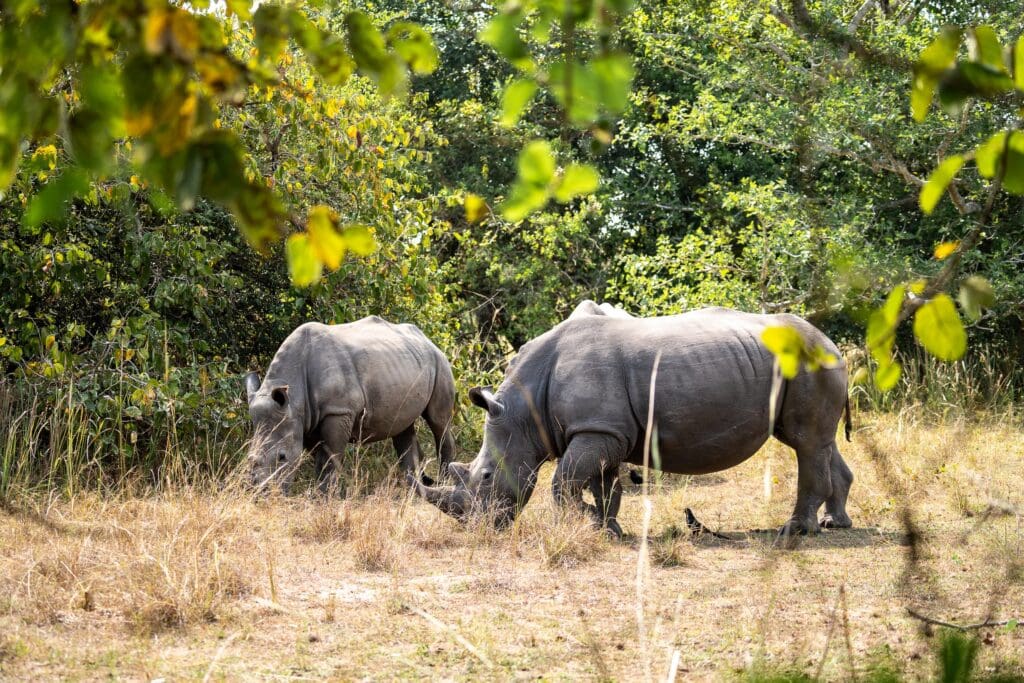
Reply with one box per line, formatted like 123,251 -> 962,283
244,372 -> 261,403
468,386 -> 504,417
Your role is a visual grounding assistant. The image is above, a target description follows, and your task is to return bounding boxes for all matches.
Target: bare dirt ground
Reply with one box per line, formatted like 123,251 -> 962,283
1,413 -> 1022,680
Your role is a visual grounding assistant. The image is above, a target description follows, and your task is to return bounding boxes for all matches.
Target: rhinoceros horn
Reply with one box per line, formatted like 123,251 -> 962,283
406,473 -> 475,522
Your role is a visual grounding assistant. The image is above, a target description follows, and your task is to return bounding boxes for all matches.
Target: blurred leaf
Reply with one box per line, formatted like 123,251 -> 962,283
919,27 -> 963,73
911,72 -> 937,122
968,26 -> 1004,71
975,131 -> 1007,178
345,12 -> 405,95
866,285 -> 905,365
591,52 -> 634,114
253,5 -> 288,64
933,241 -> 959,260
548,60 -> 600,124
479,12 -> 531,69
554,163 -> 600,202
1016,36 -> 1024,89
875,360 -> 901,391
341,224 -> 376,256
958,276 -> 995,321
517,140 -> 555,187
760,325 -> 804,379
225,0 -> 251,20
388,22 -> 437,75
1003,132 -> 1024,195
913,294 -> 967,361
23,168 -> 90,231
500,183 -> 548,222
307,206 -> 346,270
286,233 -> 322,287
919,155 -> 963,214
464,194 -> 489,223
499,78 -> 537,127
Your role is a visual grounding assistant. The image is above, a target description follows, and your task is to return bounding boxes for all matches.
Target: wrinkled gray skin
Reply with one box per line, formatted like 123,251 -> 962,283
411,308 -> 853,539
246,317 -> 456,494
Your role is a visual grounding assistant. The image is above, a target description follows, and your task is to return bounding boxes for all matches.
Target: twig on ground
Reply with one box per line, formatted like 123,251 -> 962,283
906,608 -> 1022,632
409,605 -> 494,668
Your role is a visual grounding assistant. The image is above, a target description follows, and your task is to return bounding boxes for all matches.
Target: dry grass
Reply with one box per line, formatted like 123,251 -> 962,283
0,412 -> 1022,679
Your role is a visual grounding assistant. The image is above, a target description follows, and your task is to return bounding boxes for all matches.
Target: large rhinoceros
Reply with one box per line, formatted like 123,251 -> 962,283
410,307 -> 852,538
245,317 -> 456,493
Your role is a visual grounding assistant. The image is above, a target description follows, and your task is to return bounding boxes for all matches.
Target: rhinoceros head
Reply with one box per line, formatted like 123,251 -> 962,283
413,385 -> 542,528
244,372 -> 303,493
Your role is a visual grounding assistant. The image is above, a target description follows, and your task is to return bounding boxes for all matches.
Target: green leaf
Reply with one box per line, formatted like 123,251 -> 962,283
253,5 -> 288,64
1016,36 -> 1024,89
913,294 -> 967,361
500,183 -> 548,222
919,155 -> 964,214
23,168 -> 90,231
499,79 -> 537,127
517,140 -> 555,187
225,0 -> 251,20
866,285 -> 905,364
968,26 -> 1004,71
919,27 -> 962,73
286,233 -> 322,287
345,12 -> 405,96
957,62 -> 1014,95
874,360 -> 902,392
388,22 -> 438,75
554,164 -> 600,202
1003,132 -> 1024,195
938,631 -> 978,683
340,224 -> 376,256
464,194 -> 489,223
760,326 -> 804,379
958,276 -> 995,321
910,71 -> 937,122
591,52 -> 635,114
479,12 -> 531,69
548,61 -> 600,125
975,131 -> 1007,178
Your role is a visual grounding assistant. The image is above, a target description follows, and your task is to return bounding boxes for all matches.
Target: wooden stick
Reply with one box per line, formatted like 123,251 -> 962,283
906,608 -> 1021,631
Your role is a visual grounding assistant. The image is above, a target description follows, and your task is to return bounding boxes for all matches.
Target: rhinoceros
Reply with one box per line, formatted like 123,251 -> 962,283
245,317 -> 456,493
410,307 -> 852,538
567,299 -> 634,320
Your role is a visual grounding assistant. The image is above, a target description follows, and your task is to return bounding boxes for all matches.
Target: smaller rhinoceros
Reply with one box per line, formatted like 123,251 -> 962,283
245,317 -> 455,493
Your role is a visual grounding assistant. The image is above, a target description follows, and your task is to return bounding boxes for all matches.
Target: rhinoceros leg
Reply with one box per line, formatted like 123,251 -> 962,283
588,468 -> 623,539
552,433 -> 624,531
821,443 -> 854,529
780,441 -> 834,538
315,414 -> 353,496
392,424 -> 424,475
422,402 -> 455,480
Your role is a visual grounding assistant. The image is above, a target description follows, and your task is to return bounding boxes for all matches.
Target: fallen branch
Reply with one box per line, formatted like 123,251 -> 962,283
906,608 -> 1021,631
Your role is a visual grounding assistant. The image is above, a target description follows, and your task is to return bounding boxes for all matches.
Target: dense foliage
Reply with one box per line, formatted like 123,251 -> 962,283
2,0 -> 1024,486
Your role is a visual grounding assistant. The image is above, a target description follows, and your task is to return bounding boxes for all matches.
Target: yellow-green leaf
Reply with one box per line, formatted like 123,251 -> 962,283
341,224 -> 376,256
933,241 -> 959,260
958,276 -> 995,321
919,155 -> 964,214
969,26 -> 1004,71
976,131 -> 1007,178
518,140 -> 555,186
465,194 -> 489,223
911,72 -> 936,122
286,233 -> 322,287
919,27 -> 963,73
913,294 -> 967,361
554,164 -> 600,202
875,360 -> 902,392
1015,36 -> 1024,89
307,206 -> 346,270
761,326 -> 804,379
499,78 -> 537,127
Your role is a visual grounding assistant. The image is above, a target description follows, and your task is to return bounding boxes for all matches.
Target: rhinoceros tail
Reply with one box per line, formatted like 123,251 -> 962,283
844,396 -> 852,442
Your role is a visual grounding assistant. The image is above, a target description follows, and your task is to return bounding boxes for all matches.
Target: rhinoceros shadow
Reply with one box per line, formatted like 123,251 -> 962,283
623,526 -> 911,551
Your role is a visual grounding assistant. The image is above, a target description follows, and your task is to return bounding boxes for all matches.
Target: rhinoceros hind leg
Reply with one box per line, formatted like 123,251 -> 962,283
588,467 -> 624,539
780,441 -> 835,538
422,385 -> 456,478
821,443 -> 854,528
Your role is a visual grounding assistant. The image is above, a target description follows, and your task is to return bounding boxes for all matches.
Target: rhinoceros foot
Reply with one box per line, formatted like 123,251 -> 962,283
604,518 -> 623,540
819,513 -> 853,529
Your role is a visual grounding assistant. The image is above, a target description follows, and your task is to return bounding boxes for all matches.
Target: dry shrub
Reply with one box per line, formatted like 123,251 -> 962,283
346,492 -> 405,572
649,526 -> 691,567
520,507 -> 608,569
291,500 -> 353,543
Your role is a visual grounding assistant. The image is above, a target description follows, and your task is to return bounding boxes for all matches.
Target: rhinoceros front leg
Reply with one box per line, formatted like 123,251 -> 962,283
552,433 -> 625,535
315,414 -> 353,496
392,424 -> 425,476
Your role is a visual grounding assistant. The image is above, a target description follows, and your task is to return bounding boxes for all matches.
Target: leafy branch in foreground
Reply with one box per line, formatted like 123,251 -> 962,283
762,17 -> 1020,390
466,0 -> 635,223
1,1 -> 437,284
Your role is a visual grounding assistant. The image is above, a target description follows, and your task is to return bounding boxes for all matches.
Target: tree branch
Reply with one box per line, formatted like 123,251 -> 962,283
907,608 -> 1021,632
